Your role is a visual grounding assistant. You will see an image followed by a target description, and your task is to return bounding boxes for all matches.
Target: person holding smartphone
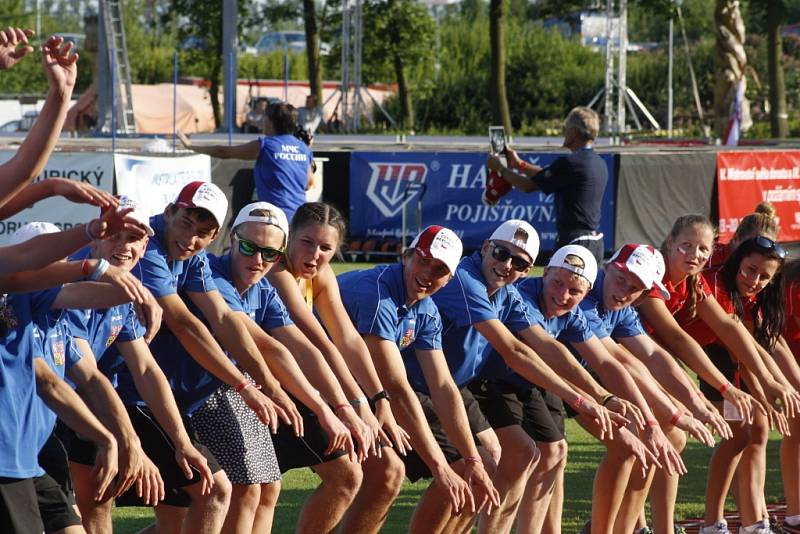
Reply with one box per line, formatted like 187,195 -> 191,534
486,107 -> 608,263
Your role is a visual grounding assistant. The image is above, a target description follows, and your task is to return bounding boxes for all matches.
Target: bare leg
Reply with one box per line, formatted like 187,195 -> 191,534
783,418 -> 800,519
69,462 -> 113,534
445,445 -> 499,534
542,460 -> 565,534
339,449 -> 405,534
253,481 -> 280,534
590,447 -> 635,534
147,506 -> 186,534
295,456 -> 362,534
477,425 -> 539,534
516,439 -> 567,534
735,409 -> 769,526
155,470 -> 232,534
650,425 -> 687,533
614,464 -> 654,534
702,419 -> 748,527
222,484 -> 260,534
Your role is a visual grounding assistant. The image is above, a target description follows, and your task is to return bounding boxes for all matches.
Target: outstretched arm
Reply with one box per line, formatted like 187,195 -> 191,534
176,131 -> 260,160
0,178 -> 115,220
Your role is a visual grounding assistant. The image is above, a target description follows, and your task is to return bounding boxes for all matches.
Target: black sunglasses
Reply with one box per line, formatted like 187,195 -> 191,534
751,236 -> 786,260
489,242 -> 531,272
235,233 -> 284,263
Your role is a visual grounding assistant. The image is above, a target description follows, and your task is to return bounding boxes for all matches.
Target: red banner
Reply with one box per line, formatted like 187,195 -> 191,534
717,151 -> 800,242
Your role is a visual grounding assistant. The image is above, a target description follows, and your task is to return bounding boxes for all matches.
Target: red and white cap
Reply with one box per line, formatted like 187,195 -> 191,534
489,219 -> 540,263
410,225 -> 463,275
548,244 -> 598,287
609,244 -> 669,298
174,181 -> 228,229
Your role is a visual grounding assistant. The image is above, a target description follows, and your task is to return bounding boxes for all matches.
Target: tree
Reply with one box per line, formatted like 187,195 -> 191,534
362,0 -> 434,130
303,0 -> 323,105
766,0 -> 788,137
489,0 -> 511,132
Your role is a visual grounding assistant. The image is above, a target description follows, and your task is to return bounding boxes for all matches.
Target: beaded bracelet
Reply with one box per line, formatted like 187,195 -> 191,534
669,410 -> 682,426
88,259 -> 109,281
645,419 -> 659,428
718,382 -> 732,396
572,396 -> 585,411
464,456 -> 483,465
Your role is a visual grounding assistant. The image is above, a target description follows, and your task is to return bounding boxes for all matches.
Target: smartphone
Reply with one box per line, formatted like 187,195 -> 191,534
723,399 -> 743,422
489,126 -> 507,155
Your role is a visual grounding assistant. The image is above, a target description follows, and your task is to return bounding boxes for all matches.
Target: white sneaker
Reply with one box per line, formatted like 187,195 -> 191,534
700,520 -> 730,534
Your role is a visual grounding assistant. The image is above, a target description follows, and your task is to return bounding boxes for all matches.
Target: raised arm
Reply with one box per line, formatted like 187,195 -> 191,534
0,36 -> 77,208
0,178 -> 115,220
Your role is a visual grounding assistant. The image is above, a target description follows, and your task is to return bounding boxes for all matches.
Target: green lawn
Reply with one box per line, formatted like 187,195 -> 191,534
111,260 -> 788,532
112,420 -> 786,533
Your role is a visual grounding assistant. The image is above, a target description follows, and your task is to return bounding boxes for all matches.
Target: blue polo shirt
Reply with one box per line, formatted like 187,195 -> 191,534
481,276 -> 594,387
57,248 -> 146,381
579,270 -> 646,340
33,321 -> 82,451
338,264 -> 442,394
116,213 -> 218,413
0,288 -> 61,478
254,134 -> 313,222
431,252 -> 535,389
209,253 -> 293,331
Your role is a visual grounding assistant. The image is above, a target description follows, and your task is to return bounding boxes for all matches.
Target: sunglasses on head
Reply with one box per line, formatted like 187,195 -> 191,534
751,235 -> 787,260
489,242 -> 531,272
235,233 -> 283,263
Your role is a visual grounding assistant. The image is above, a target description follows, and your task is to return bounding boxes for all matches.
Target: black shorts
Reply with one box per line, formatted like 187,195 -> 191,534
54,419 -> 97,467
403,387 -> 491,482
37,431 -> 75,506
0,477 -> 44,534
471,380 -> 565,443
698,343 -> 748,402
273,398 -> 348,473
33,474 -> 81,533
115,405 -> 222,508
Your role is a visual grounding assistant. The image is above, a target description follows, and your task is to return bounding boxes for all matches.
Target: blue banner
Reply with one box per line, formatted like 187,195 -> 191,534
349,151 -> 616,252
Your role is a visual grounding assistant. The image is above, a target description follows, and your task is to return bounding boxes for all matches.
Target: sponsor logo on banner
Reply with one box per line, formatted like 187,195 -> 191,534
717,151 -> 800,241
366,162 -> 428,217
350,152 -> 616,250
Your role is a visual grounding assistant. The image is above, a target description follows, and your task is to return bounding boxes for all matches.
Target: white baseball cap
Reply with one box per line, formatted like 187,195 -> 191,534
9,221 -> 60,246
114,195 -> 154,237
609,244 -> 669,299
409,225 -> 463,275
548,244 -> 598,287
489,220 -> 540,264
232,202 -> 289,243
174,181 -> 228,229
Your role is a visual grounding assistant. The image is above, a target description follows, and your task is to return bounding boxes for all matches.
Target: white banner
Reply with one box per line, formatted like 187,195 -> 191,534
0,151 -> 114,244
114,153 -> 212,217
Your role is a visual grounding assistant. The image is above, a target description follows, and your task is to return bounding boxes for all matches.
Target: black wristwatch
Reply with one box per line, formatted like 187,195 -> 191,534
370,390 -> 391,404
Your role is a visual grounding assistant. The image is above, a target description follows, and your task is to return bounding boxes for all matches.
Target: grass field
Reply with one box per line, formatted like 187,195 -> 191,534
110,260 -> 788,532
112,420 -> 786,533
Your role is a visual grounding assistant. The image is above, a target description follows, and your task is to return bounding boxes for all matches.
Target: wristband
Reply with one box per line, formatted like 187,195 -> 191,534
334,403 -> 354,413
669,410 -> 682,426
645,419 -> 659,428
81,259 -> 92,278
85,219 -> 100,241
572,396 -> 585,411
718,381 -> 732,396
349,396 -> 369,408
89,259 -> 109,281
234,379 -> 261,393
601,394 -> 616,406
370,390 -> 391,404
463,456 -> 483,465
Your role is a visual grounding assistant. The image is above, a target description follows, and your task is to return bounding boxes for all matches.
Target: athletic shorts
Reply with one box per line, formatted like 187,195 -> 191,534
54,419 -> 97,467
33,474 -> 81,533
0,477 -> 44,534
273,397 -> 348,473
470,379 -> 565,443
37,430 -> 75,506
115,405 -> 222,508
403,387 -> 491,482
698,343 -> 748,402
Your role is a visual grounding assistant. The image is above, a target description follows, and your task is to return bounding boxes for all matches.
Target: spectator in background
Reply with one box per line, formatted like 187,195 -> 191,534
298,94 -> 324,135
177,102 -> 314,222
486,107 -> 608,263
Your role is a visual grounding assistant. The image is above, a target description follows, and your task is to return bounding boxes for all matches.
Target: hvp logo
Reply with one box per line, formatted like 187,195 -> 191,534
366,162 -> 427,217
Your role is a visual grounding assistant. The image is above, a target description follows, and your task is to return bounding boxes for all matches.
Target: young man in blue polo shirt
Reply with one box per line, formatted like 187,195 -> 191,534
116,181 -> 300,534
425,221 -> 623,534
339,225 -> 505,533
